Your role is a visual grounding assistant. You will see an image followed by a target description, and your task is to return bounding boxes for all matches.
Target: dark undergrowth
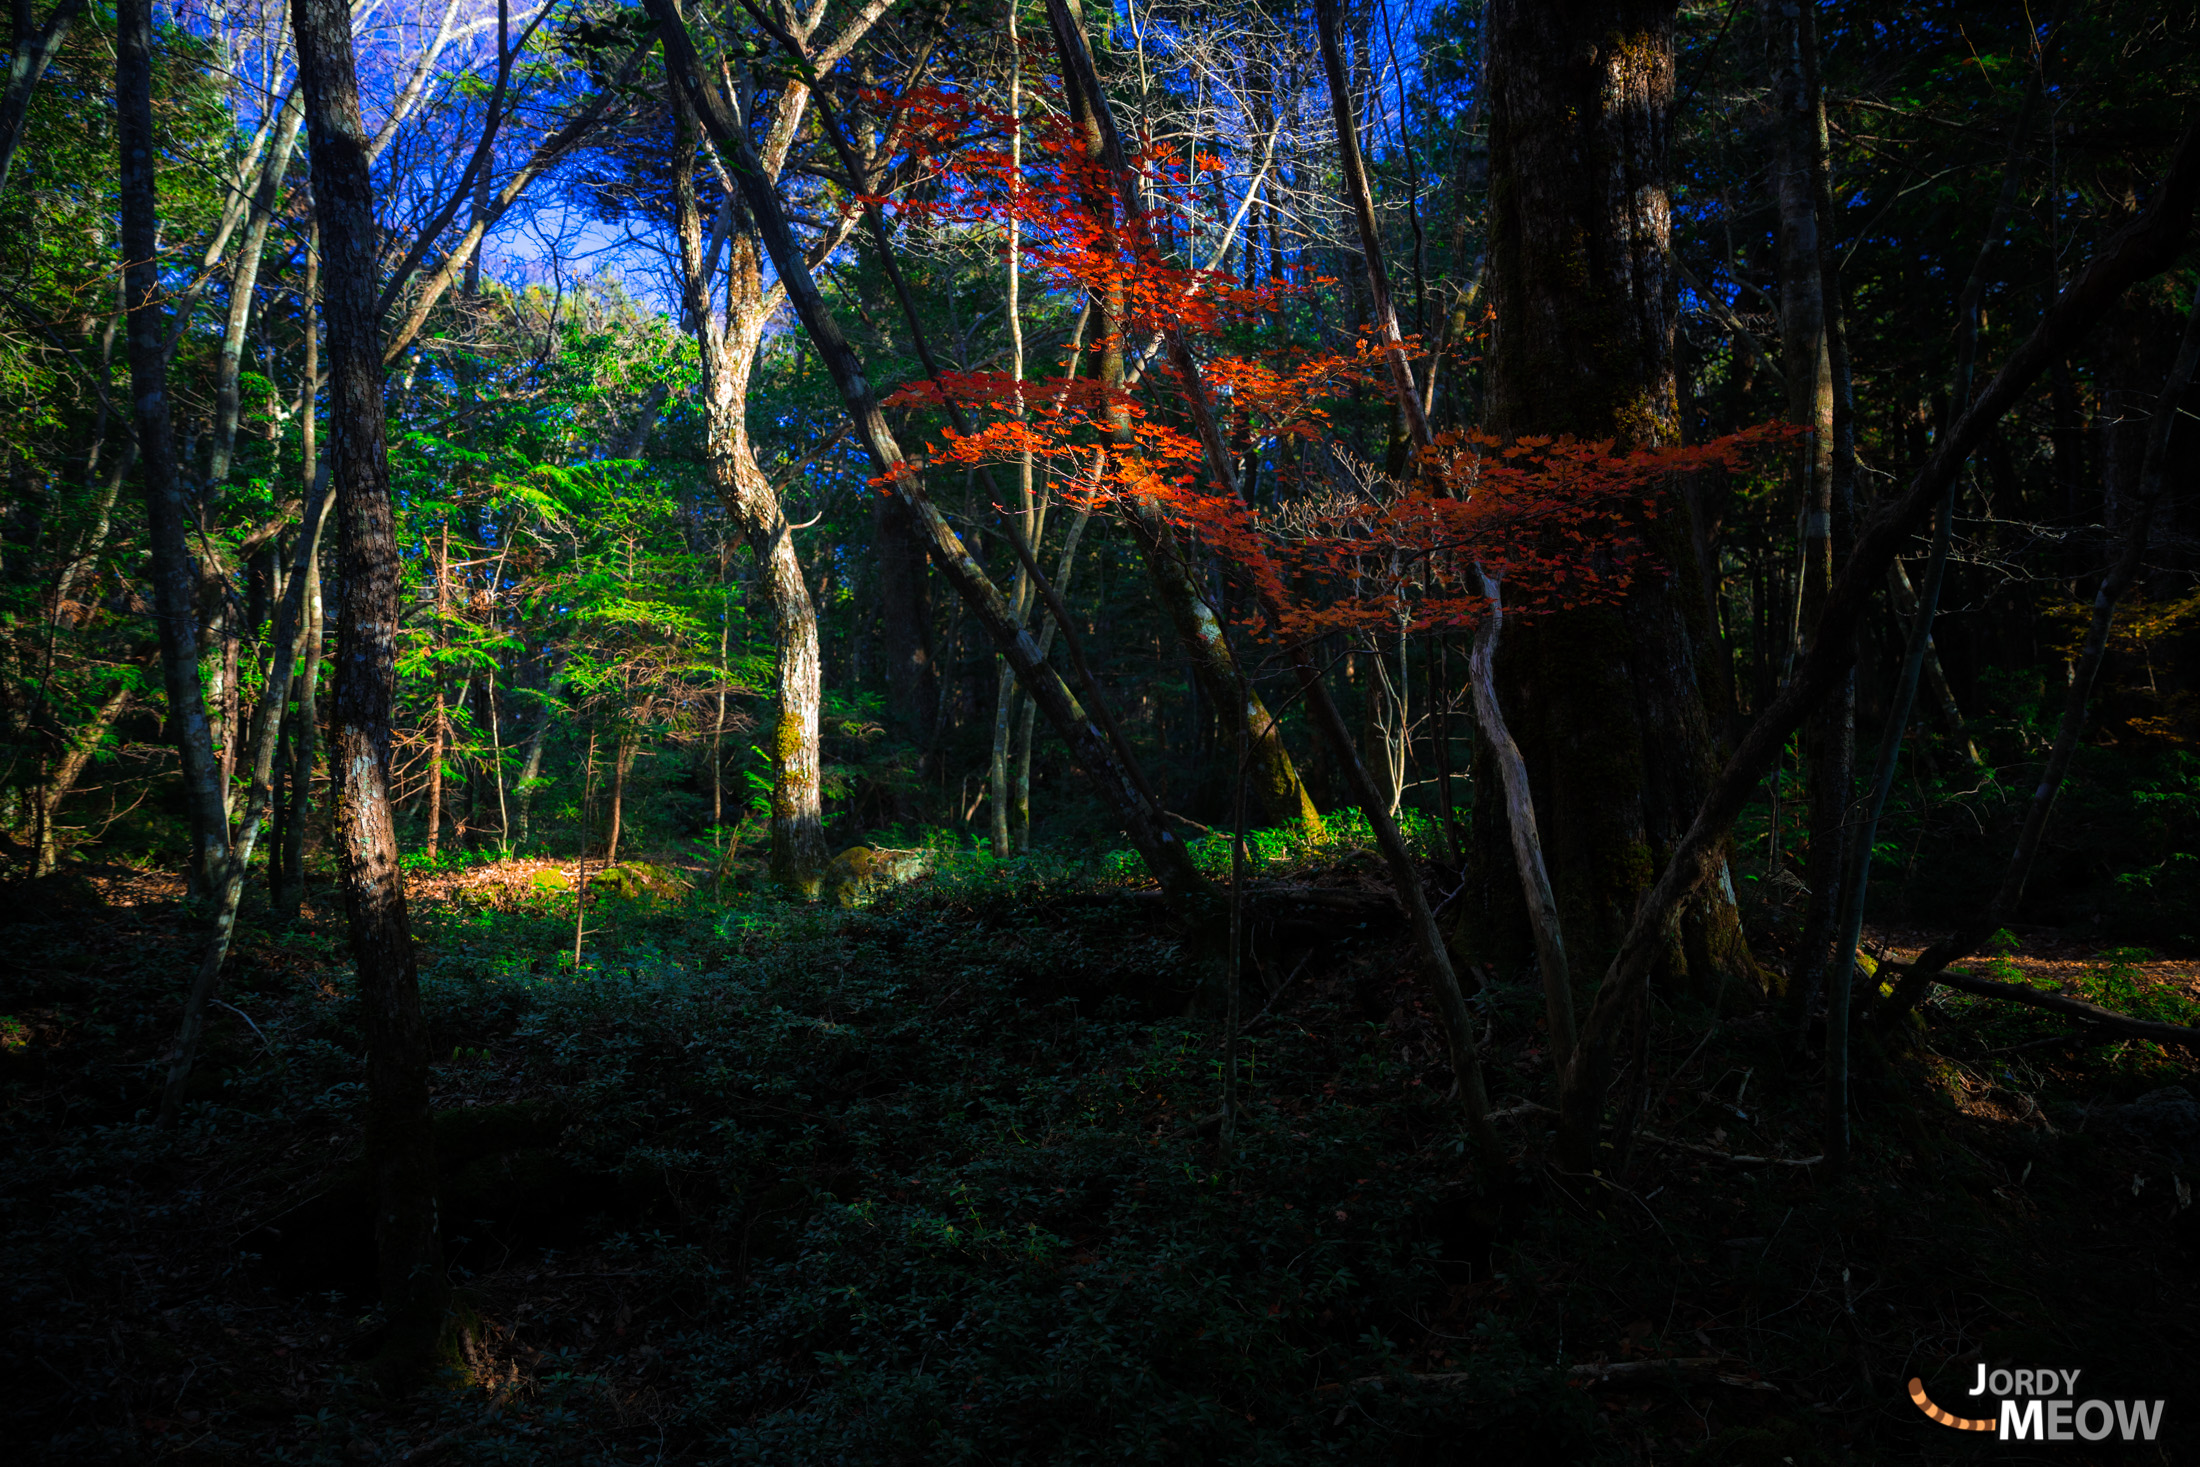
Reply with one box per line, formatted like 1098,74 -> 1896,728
3,844 -> 2198,1465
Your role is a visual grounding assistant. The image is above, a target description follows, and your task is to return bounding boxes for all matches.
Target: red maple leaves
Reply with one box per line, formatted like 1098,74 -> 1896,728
873,80 -> 1788,645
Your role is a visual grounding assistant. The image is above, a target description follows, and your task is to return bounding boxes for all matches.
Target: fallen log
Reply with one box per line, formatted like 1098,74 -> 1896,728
1896,966 -> 2200,1051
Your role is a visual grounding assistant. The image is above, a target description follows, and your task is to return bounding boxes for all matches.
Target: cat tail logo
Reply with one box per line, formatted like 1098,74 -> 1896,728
1907,1379 -> 1993,1431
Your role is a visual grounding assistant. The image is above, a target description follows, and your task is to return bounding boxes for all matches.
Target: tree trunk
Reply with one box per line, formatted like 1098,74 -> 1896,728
1468,571 -> 1577,1070
513,702 -> 551,851
1765,0 -> 1849,1003
422,520 -> 448,860
277,232 -> 322,921
292,0 -> 443,1382
0,0 -> 83,196
1012,506 -> 1094,850
275,546 -> 322,917
1051,0 -> 1318,833
1469,0 -> 1754,1027
990,3 -> 1030,863
1121,500 -> 1319,829
118,0 -> 228,901
1885,556 -> 1977,758
209,95 -> 303,487
670,98 -> 829,895
873,491 -> 938,750
213,600 -> 242,823
605,732 -> 630,867
33,675 -> 135,876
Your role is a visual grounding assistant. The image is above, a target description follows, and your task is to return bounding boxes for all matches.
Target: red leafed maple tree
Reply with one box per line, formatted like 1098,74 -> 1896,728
875,82 -> 1786,651
872,77 -> 1788,1151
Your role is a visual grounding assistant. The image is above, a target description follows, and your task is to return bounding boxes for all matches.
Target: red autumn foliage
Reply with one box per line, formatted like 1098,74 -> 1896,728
873,81 -> 1791,644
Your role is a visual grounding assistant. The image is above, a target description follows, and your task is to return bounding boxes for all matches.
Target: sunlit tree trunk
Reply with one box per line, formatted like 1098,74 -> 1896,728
604,731 -> 632,867
209,95 -> 303,487
275,547 -> 322,915
671,100 -> 828,895
989,0 -> 1030,860
292,0 -> 443,1381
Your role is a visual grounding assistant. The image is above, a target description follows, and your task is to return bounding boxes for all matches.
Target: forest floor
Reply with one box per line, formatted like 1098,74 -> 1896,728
3,848 -> 2198,1465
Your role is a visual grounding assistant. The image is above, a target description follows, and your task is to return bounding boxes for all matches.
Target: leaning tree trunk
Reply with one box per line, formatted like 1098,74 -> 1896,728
34,675 -> 136,875
117,0 -> 228,902
1466,0 -> 1756,1035
1047,1 -> 1318,833
0,0 -> 83,197
291,0 -> 444,1385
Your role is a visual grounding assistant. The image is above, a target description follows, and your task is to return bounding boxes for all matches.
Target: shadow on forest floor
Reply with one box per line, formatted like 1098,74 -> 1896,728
2,850 -> 2197,1464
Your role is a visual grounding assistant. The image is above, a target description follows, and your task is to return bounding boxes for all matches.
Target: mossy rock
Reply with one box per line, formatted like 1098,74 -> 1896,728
589,862 -> 689,902
818,846 -> 930,907
532,868 -> 573,891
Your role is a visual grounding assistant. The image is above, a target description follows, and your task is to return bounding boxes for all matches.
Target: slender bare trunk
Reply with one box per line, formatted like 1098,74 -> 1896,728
574,726 -> 595,965
292,0 -> 443,1379
1012,507 -> 1093,850
276,547 -> 321,917
277,242 -> 322,920
118,0 -> 227,900
34,675 -> 136,876
209,96 -> 304,487
989,0 -> 1028,861
1886,556 -> 1977,758
513,704 -> 550,849
422,522 -> 448,859
1468,572 -> 1576,1070
1767,0 -> 1848,1002
605,733 -> 632,868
